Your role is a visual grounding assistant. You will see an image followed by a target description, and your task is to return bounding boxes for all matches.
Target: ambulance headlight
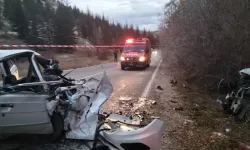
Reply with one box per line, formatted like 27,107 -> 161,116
139,56 -> 146,62
120,56 -> 125,61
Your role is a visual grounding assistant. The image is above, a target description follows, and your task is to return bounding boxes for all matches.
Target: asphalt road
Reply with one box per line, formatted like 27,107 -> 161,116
1,50 -> 162,150
64,50 -> 162,114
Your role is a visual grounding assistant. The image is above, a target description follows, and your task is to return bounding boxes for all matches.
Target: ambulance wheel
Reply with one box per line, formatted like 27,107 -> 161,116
121,65 -> 125,70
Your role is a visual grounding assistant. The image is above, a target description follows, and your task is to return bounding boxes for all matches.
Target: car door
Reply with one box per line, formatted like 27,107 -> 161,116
0,92 -> 53,135
8,60 -> 19,80
0,55 -> 53,135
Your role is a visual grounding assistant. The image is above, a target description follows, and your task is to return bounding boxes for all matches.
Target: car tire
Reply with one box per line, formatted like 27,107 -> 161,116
121,65 -> 125,70
141,65 -> 146,70
51,112 -> 64,141
143,63 -> 148,70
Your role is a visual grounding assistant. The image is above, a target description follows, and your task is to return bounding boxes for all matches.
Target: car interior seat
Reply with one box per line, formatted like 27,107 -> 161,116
3,74 -> 17,86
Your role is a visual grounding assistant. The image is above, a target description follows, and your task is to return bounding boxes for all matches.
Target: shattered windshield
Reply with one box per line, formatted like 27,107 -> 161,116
123,43 -> 146,52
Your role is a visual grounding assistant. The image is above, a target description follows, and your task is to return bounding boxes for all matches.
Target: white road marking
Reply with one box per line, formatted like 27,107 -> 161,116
141,59 -> 163,98
82,67 -> 118,78
109,81 -> 127,98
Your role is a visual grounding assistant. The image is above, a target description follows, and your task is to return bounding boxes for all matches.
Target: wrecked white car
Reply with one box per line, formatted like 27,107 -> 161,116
0,49 -> 165,150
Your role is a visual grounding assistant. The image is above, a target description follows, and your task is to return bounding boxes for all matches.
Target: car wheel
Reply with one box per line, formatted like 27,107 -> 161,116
51,112 -> 64,141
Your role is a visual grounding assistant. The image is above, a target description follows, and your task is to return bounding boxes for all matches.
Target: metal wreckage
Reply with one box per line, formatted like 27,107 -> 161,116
0,50 -> 165,150
219,68 -> 250,122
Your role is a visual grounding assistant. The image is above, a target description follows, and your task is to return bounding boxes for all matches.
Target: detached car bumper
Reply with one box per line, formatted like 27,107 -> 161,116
101,117 -> 165,150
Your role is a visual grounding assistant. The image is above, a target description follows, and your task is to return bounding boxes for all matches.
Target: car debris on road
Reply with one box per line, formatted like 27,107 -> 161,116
0,49 -> 165,150
150,100 -> 157,105
170,100 -> 178,103
170,79 -> 177,85
156,85 -> 164,91
173,107 -> 184,111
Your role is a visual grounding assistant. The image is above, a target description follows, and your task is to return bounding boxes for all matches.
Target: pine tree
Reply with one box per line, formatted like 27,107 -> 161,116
23,0 -> 40,44
13,0 -> 29,39
110,21 -> 116,44
86,6 -> 91,17
0,0 -> 3,30
28,21 -> 39,44
129,24 -> 135,37
116,23 -> 123,44
4,0 -> 29,39
85,8 -> 94,41
142,28 -> 147,37
135,25 -> 140,38
3,0 -> 13,21
2,0 -> 153,47
123,23 -> 129,40
54,3 -> 76,46
42,1 -> 56,44
79,15 -> 88,39
96,26 -> 103,45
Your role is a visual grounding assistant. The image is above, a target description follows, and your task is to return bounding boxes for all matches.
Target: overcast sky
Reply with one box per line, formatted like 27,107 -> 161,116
69,0 -> 168,31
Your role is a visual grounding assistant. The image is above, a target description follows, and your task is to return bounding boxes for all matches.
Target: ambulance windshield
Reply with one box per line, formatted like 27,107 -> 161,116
123,43 -> 146,52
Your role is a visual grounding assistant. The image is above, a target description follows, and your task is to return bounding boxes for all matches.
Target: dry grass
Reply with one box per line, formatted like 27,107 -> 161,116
177,84 -> 250,150
141,62 -> 250,149
55,55 -> 113,70
39,49 -> 117,70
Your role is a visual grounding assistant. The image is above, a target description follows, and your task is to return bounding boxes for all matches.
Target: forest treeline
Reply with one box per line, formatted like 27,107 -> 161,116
0,0 -> 159,47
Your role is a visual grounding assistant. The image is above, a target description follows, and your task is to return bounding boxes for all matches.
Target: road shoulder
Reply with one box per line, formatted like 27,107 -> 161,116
137,62 -> 187,149
145,61 -> 250,150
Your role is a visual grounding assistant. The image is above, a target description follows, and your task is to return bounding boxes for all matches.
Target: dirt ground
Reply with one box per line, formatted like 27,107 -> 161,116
143,62 -> 250,150
141,62 -> 188,150
40,49 -> 119,70
55,54 -> 114,70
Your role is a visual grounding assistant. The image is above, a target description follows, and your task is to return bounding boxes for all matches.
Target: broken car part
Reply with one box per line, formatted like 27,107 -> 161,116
0,49 -> 165,150
220,68 -> 250,122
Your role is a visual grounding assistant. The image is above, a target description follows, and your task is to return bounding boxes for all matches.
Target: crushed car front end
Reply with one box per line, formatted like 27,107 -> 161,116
60,72 -> 165,150
0,49 -> 165,150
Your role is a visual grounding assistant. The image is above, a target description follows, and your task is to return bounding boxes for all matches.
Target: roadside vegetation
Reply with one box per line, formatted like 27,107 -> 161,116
159,0 -> 250,149
175,84 -> 250,150
160,0 -> 250,88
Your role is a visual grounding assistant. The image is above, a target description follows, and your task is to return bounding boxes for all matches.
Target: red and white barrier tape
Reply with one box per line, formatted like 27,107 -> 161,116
0,45 -> 124,48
